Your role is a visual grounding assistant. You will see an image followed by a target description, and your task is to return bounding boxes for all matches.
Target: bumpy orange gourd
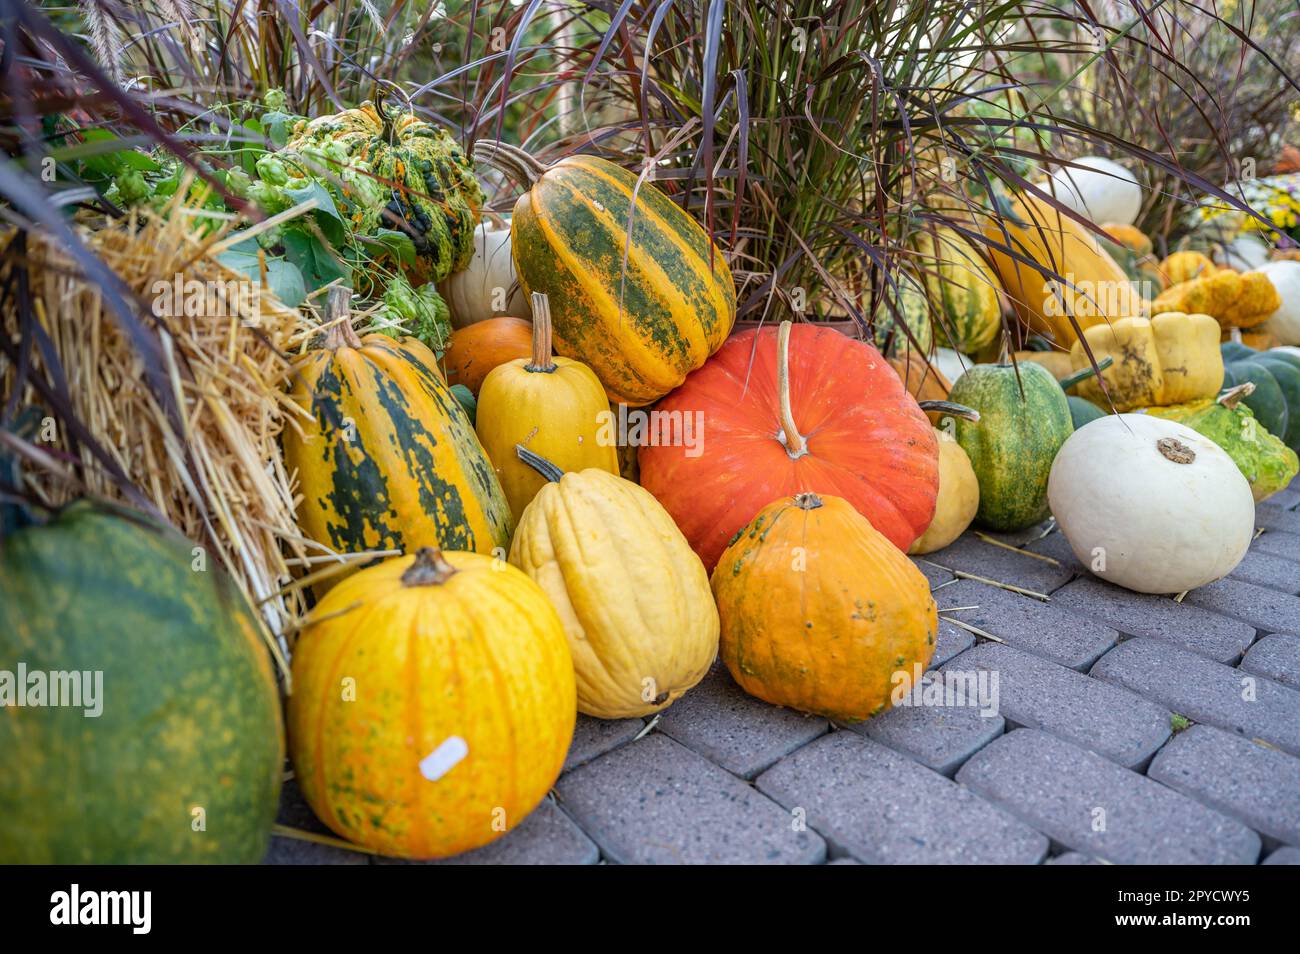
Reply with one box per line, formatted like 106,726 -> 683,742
441,316 -> 533,396
288,547 -> 576,859
476,295 -> 619,522
711,492 -> 938,722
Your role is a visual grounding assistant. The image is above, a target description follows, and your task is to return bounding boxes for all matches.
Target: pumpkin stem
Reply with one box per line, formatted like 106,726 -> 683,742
515,444 -> 565,483
1217,381 -> 1256,409
472,140 -> 548,187
321,285 -> 363,350
776,321 -> 808,459
1057,355 -> 1115,392
792,492 -> 823,510
401,546 -> 458,586
526,292 -> 558,373
1156,437 -> 1196,465
918,400 -> 980,422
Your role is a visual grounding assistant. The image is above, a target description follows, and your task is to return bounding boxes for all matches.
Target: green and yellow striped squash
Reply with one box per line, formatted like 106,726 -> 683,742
914,226 -> 1003,354
476,142 -> 736,406
874,269 -> 933,354
0,500 -> 283,863
284,324 -> 512,567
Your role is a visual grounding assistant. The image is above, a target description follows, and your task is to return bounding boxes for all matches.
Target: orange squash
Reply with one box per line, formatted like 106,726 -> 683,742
441,316 -> 533,396
288,547 -> 576,859
711,492 -> 938,722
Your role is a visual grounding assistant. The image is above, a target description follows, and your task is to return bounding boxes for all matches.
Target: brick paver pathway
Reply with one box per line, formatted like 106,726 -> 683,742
265,480 -> 1300,865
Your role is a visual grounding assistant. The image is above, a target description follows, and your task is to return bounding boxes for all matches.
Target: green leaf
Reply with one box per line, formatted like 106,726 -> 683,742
367,229 -> 419,269
217,249 -> 308,309
261,111 -> 300,148
282,178 -> 345,245
282,227 -> 350,292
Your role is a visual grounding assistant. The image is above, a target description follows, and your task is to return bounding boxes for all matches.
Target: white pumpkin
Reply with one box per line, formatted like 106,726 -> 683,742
1216,234 -> 1271,271
439,219 -> 531,328
1047,414 -> 1254,594
1046,156 -> 1142,226
934,346 -> 969,384
1258,261 -> 1300,345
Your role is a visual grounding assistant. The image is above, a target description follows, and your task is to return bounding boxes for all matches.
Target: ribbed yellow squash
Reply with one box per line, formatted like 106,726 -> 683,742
475,141 -> 736,406
476,295 -> 618,522
288,548 -> 575,859
913,226 -> 1003,353
284,322 -> 513,563
509,453 -> 719,719
983,192 -> 1144,345
1068,312 -> 1224,411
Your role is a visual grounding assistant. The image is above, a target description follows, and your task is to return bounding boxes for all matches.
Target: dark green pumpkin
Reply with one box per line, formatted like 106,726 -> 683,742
1068,395 -> 1106,429
948,362 -> 1074,531
1221,343 -> 1300,451
0,501 -> 284,863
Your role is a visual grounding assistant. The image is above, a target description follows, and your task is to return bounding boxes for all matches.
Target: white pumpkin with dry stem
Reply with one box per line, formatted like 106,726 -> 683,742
439,219 -> 531,328
1047,414 -> 1254,594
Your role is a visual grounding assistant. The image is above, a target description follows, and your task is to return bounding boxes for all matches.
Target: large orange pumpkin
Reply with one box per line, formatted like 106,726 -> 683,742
440,316 -> 533,396
711,492 -> 938,721
639,322 -> 939,570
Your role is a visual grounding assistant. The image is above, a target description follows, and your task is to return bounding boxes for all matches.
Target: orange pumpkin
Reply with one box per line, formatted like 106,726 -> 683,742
441,316 -> 533,396
640,321 -> 938,571
287,547 -> 575,859
711,492 -> 938,721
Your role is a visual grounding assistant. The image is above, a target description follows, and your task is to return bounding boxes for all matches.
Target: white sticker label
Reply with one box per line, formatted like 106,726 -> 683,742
419,736 -> 469,782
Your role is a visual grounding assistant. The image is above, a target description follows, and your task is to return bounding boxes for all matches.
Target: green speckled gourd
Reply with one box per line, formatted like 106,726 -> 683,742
284,101 -> 483,285
1145,384 -> 1300,502
873,269 -> 933,354
0,501 -> 283,863
1220,342 -> 1300,453
948,362 -> 1074,531
282,316 -> 512,577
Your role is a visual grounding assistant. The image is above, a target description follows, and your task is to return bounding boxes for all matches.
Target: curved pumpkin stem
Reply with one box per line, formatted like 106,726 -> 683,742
473,140 -> 549,187
515,444 -> 564,483
1056,355 -> 1114,392
792,492 -> 823,511
1217,381 -> 1256,409
321,285 -> 362,350
526,292 -> 558,373
401,547 -> 458,586
918,400 -> 980,422
776,321 -> 808,459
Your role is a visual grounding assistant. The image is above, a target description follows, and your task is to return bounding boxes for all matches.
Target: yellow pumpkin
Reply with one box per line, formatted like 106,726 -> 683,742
475,294 -> 619,523
1068,311 -> 1224,411
1151,270 -> 1281,329
1160,250 -> 1217,286
288,547 -> 575,859
909,428 -> 980,554
711,492 -> 937,722
1011,349 -> 1074,380
509,448 -> 718,719
982,192 -> 1144,346
283,298 -> 512,566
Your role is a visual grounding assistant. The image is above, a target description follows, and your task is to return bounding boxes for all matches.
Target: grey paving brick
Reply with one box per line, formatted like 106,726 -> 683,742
556,734 -> 825,864
924,534 -> 1074,596
1024,528 -> 1087,575
1184,577 -> 1300,633
1264,487 -> 1300,510
1257,506 -> 1300,535
563,714 -> 644,773
826,857 -> 862,865
1090,638 -> 1300,756
262,835 -> 370,865
1046,852 -> 1102,865
849,682 -> 1004,776
1054,577 -> 1255,664
756,732 -> 1048,864
1240,634 -> 1300,691
1230,548 -> 1300,594
1263,846 -> 1300,864
948,643 -> 1171,769
938,579 -> 1120,670
930,620 -> 975,668
980,520 -> 1060,548
656,665 -> 828,779
957,729 -> 1261,864
912,556 -> 954,589
1253,530 -> 1300,564
1148,724 -> 1300,849
372,799 -> 600,865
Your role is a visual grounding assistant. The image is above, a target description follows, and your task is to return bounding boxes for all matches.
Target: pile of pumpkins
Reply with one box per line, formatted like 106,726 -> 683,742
8,139 -> 1299,865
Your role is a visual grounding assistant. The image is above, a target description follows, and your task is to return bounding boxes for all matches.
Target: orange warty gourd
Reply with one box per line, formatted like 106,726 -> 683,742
288,547 -> 575,860
441,316 -> 533,396
711,492 -> 938,721
639,321 -> 939,571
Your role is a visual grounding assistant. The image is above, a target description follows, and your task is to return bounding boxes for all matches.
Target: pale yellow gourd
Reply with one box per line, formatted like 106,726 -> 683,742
909,428 -> 980,554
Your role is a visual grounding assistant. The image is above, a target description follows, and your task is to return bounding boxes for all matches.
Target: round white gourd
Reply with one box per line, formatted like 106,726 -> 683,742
439,220 -> 531,328
1258,261 -> 1300,345
934,347 -> 969,385
1216,234 -> 1271,271
1047,414 -> 1254,594
1047,157 -> 1142,226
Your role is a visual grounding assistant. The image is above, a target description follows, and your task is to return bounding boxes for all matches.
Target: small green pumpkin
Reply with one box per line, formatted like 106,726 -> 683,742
948,362 -> 1074,531
1220,343 -> 1300,452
